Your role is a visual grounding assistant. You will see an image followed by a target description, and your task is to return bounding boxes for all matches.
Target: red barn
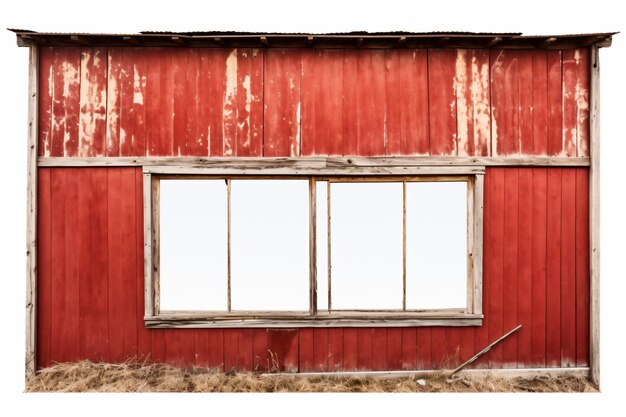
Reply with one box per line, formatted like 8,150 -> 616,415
14,30 -> 613,385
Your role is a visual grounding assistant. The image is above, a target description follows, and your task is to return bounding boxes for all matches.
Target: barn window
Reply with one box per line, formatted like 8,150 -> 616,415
143,164 -> 484,328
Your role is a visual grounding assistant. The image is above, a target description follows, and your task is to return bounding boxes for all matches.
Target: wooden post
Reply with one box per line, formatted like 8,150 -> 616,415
589,46 -> 600,387
309,178 -> 317,315
25,45 -> 39,375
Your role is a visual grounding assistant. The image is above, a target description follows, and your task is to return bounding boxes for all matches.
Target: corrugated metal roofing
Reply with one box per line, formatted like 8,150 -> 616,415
8,29 -> 616,49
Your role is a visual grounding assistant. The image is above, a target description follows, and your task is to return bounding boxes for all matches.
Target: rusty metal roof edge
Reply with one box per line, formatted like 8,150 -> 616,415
8,29 -> 618,48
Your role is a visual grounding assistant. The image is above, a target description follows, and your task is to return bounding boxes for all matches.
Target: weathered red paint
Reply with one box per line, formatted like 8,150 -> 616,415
35,43 -> 593,372
39,47 -> 590,158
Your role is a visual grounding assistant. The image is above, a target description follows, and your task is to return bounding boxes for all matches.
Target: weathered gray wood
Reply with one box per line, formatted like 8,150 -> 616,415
143,165 -> 486,176
466,177 -> 475,313
152,177 -> 160,314
589,46 -> 600,387
272,367 -> 590,379
143,173 -> 154,317
145,314 -> 483,329
37,155 -> 591,167
309,178 -> 317,315
227,178 -> 231,313
473,174 -> 484,315
25,46 -> 39,375
402,181 -> 407,311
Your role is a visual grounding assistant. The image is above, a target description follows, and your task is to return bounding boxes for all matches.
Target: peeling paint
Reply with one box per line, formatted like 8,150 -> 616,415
575,81 -> 589,156
79,50 -> 107,156
455,50 -> 469,156
472,58 -> 491,155
106,70 -> 119,155
133,65 -> 144,105
62,62 -> 78,98
293,101 -> 301,156
223,50 -> 238,156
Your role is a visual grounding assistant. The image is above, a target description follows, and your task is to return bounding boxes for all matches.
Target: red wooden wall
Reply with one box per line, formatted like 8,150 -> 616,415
36,167 -> 589,371
35,46 -> 591,371
38,47 -> 590,159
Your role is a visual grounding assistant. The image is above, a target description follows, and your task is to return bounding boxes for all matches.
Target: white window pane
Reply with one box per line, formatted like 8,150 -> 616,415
330,182 -> 403,310
230,180 -> 309,311
160,179 -> 228,311
316,181 -> 328,311
406,181 -> 467,310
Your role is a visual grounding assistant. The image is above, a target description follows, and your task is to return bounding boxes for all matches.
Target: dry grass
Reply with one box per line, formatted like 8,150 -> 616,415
25,360 -> 597,393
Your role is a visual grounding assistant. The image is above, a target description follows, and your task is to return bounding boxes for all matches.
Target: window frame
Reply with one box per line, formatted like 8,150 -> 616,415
143,162 -> 484,328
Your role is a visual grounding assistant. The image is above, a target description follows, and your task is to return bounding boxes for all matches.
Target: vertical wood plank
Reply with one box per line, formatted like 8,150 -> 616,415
502,169 -> 519,367
208,329 -> 225,371
385,49 -> 430,155
342,328 -> 358,371
135,168 -> 150,360
50,169 -> 80,362
518,51 -> 534,155
105,48 -> 122,156
208,49 -> 229,157
531,168 -> 548,367
428,49 -> 457,156
488,168 -> 505,367
327,328 -> 343,371
532,51 -> 549,155
562,50 -> 579,157
78,169 -> 109,362
473,168 -> 491,368
517,168 -> 533,367
235,48 -> 264,157
546,168 -> 562,367
252,329 -> 268,372
164,329 -> 181,366
179,330 -> 196,367
150,330 -> 166,364
342,50 -> 358,156
575,49 -> 590,157
78,48 -> 107,156
264,49 -> 302,157
547,50 -> 563,156
26,46 -> 39,373
313,328 -> 329,371
386,328 -> 402,370
416,328 -> 431,370
38,47 -> 53,157
371,328 -> 387,371
184,49 -> 208,156
51,49 -> 81,157
267,329 -> 299,372
298,328 -> 314,372
36,169 -> 51,369
588,45 -> 600,385
301,50 -> 343,156
490,50 -> 520,156
455,49 -> 490,156
194,330 -> 210,369
238,329 -> 254,371
401,327 -> 417,370
576,168 -> 590,367
356,328 -> 372,371
172,49 -> 189,156
430,328 -> 446,369
561,168 -> 577,367
223,329 -> 239,372
356,50 -> 386,156
445,328 -> 461,368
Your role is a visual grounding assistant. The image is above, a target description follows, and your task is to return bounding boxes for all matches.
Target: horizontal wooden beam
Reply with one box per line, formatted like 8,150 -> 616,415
266,367 -> 590,379
145,312 -> 483,328
38,156 -> 590,168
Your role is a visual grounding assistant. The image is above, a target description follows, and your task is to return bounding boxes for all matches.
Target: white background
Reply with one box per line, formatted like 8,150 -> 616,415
0,0 -> 624,415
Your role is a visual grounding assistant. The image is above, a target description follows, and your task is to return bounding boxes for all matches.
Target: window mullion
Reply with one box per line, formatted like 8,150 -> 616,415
309,178 -> 317,315
403,180 -> 407,311
327,180 -> 332,313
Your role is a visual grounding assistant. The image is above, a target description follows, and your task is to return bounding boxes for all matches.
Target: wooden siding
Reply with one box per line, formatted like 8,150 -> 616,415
36,167 -> 589,371
38,47 -> 590,159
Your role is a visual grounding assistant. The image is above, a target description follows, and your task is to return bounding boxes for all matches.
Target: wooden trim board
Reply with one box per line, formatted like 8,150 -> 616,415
38,156 -> 590,168
589,46 -> 600,387
25,45 -> 39,375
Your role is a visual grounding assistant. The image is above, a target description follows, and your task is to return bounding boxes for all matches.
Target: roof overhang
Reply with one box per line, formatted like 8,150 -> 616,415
8,29 -> 616,49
